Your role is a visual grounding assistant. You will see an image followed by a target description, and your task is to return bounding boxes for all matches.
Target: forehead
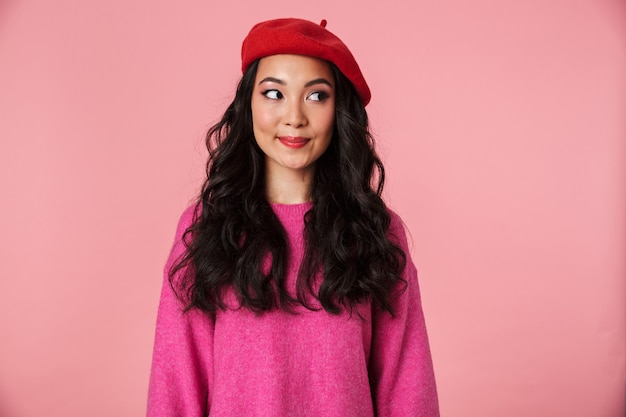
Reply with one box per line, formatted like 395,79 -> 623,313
255,54 -> 334,83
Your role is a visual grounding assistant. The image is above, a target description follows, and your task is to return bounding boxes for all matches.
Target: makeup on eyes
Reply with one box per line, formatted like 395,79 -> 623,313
260,88 -> 331,102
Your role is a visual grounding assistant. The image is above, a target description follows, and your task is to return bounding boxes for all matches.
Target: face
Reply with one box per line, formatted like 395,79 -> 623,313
251,54 -> 335,182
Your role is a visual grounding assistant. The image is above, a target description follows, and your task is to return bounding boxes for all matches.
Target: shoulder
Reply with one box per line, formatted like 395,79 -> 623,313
386,208 -> 410,250
179,203 -> 200,224
165,203 -> 201,268
173,203 -> 201,240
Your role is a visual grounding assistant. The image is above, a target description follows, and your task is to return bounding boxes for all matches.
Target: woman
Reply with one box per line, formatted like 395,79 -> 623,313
147,17 -> 439,417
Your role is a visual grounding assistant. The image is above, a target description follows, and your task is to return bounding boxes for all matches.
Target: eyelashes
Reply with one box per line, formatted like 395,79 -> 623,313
262,89 -> 283,100
261,89 -> 330,102
308,91 -> 329,102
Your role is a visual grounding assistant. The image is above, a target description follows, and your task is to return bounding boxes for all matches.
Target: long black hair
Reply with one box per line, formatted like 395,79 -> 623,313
170,59 -> 406,315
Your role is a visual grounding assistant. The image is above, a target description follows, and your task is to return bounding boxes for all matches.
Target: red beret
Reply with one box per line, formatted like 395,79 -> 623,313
241,18 -> 371,106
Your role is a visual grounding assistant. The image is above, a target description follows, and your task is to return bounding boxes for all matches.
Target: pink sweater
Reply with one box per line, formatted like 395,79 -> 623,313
147,203 -> 439,417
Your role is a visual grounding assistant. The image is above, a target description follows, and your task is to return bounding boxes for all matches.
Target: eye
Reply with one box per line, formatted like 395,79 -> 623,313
308,91 -> 329,102
262,89 -> 283,100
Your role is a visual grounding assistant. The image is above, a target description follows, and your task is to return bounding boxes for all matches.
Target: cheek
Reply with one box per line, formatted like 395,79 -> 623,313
321,108 -> 335,138
317,113 -> 335,154
251,104 -> 277,133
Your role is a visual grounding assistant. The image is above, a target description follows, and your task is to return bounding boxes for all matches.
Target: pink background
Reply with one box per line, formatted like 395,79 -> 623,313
0,1 -> 624,416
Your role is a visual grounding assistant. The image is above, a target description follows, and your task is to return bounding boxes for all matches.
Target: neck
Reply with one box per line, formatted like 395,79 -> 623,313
265,165 -> 314,204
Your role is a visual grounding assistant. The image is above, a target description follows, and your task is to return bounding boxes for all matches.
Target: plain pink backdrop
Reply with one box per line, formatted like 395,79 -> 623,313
0,1 -> 624,416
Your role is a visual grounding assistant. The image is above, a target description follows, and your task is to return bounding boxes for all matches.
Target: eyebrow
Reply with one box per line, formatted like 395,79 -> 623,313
305,78 -> 333,88
258,77 -> 333,88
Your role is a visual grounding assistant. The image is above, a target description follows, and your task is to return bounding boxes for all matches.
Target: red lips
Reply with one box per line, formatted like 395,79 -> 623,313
277,136 -> 310,149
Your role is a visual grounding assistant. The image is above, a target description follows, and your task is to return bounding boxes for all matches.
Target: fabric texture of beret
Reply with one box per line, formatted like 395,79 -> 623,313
241,18 -> 371,106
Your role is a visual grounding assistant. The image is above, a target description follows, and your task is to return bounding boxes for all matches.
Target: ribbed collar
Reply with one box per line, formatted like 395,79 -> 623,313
270,202 -> 313,221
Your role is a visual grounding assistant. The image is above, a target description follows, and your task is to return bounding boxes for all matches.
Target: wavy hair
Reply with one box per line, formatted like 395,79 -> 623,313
170,59 -> 406,315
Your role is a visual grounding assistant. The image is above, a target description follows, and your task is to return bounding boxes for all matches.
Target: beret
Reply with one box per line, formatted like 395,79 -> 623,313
241,18 -> 371,106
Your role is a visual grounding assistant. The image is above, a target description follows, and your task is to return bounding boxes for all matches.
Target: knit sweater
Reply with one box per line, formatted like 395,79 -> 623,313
147,203 -> 439,417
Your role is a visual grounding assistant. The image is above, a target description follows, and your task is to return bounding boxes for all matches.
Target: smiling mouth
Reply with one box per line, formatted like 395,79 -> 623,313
277,136 -> 310,149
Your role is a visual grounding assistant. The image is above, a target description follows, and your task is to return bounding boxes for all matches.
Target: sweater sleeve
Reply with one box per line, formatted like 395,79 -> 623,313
368,212 -> 440,417
147,206 -> 213,417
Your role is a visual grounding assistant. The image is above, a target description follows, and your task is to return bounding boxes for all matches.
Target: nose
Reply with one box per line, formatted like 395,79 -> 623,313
283,99 -> 307,128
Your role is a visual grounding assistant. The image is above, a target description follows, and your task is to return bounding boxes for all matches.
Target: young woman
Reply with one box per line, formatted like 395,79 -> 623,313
147,18 -> 439,417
